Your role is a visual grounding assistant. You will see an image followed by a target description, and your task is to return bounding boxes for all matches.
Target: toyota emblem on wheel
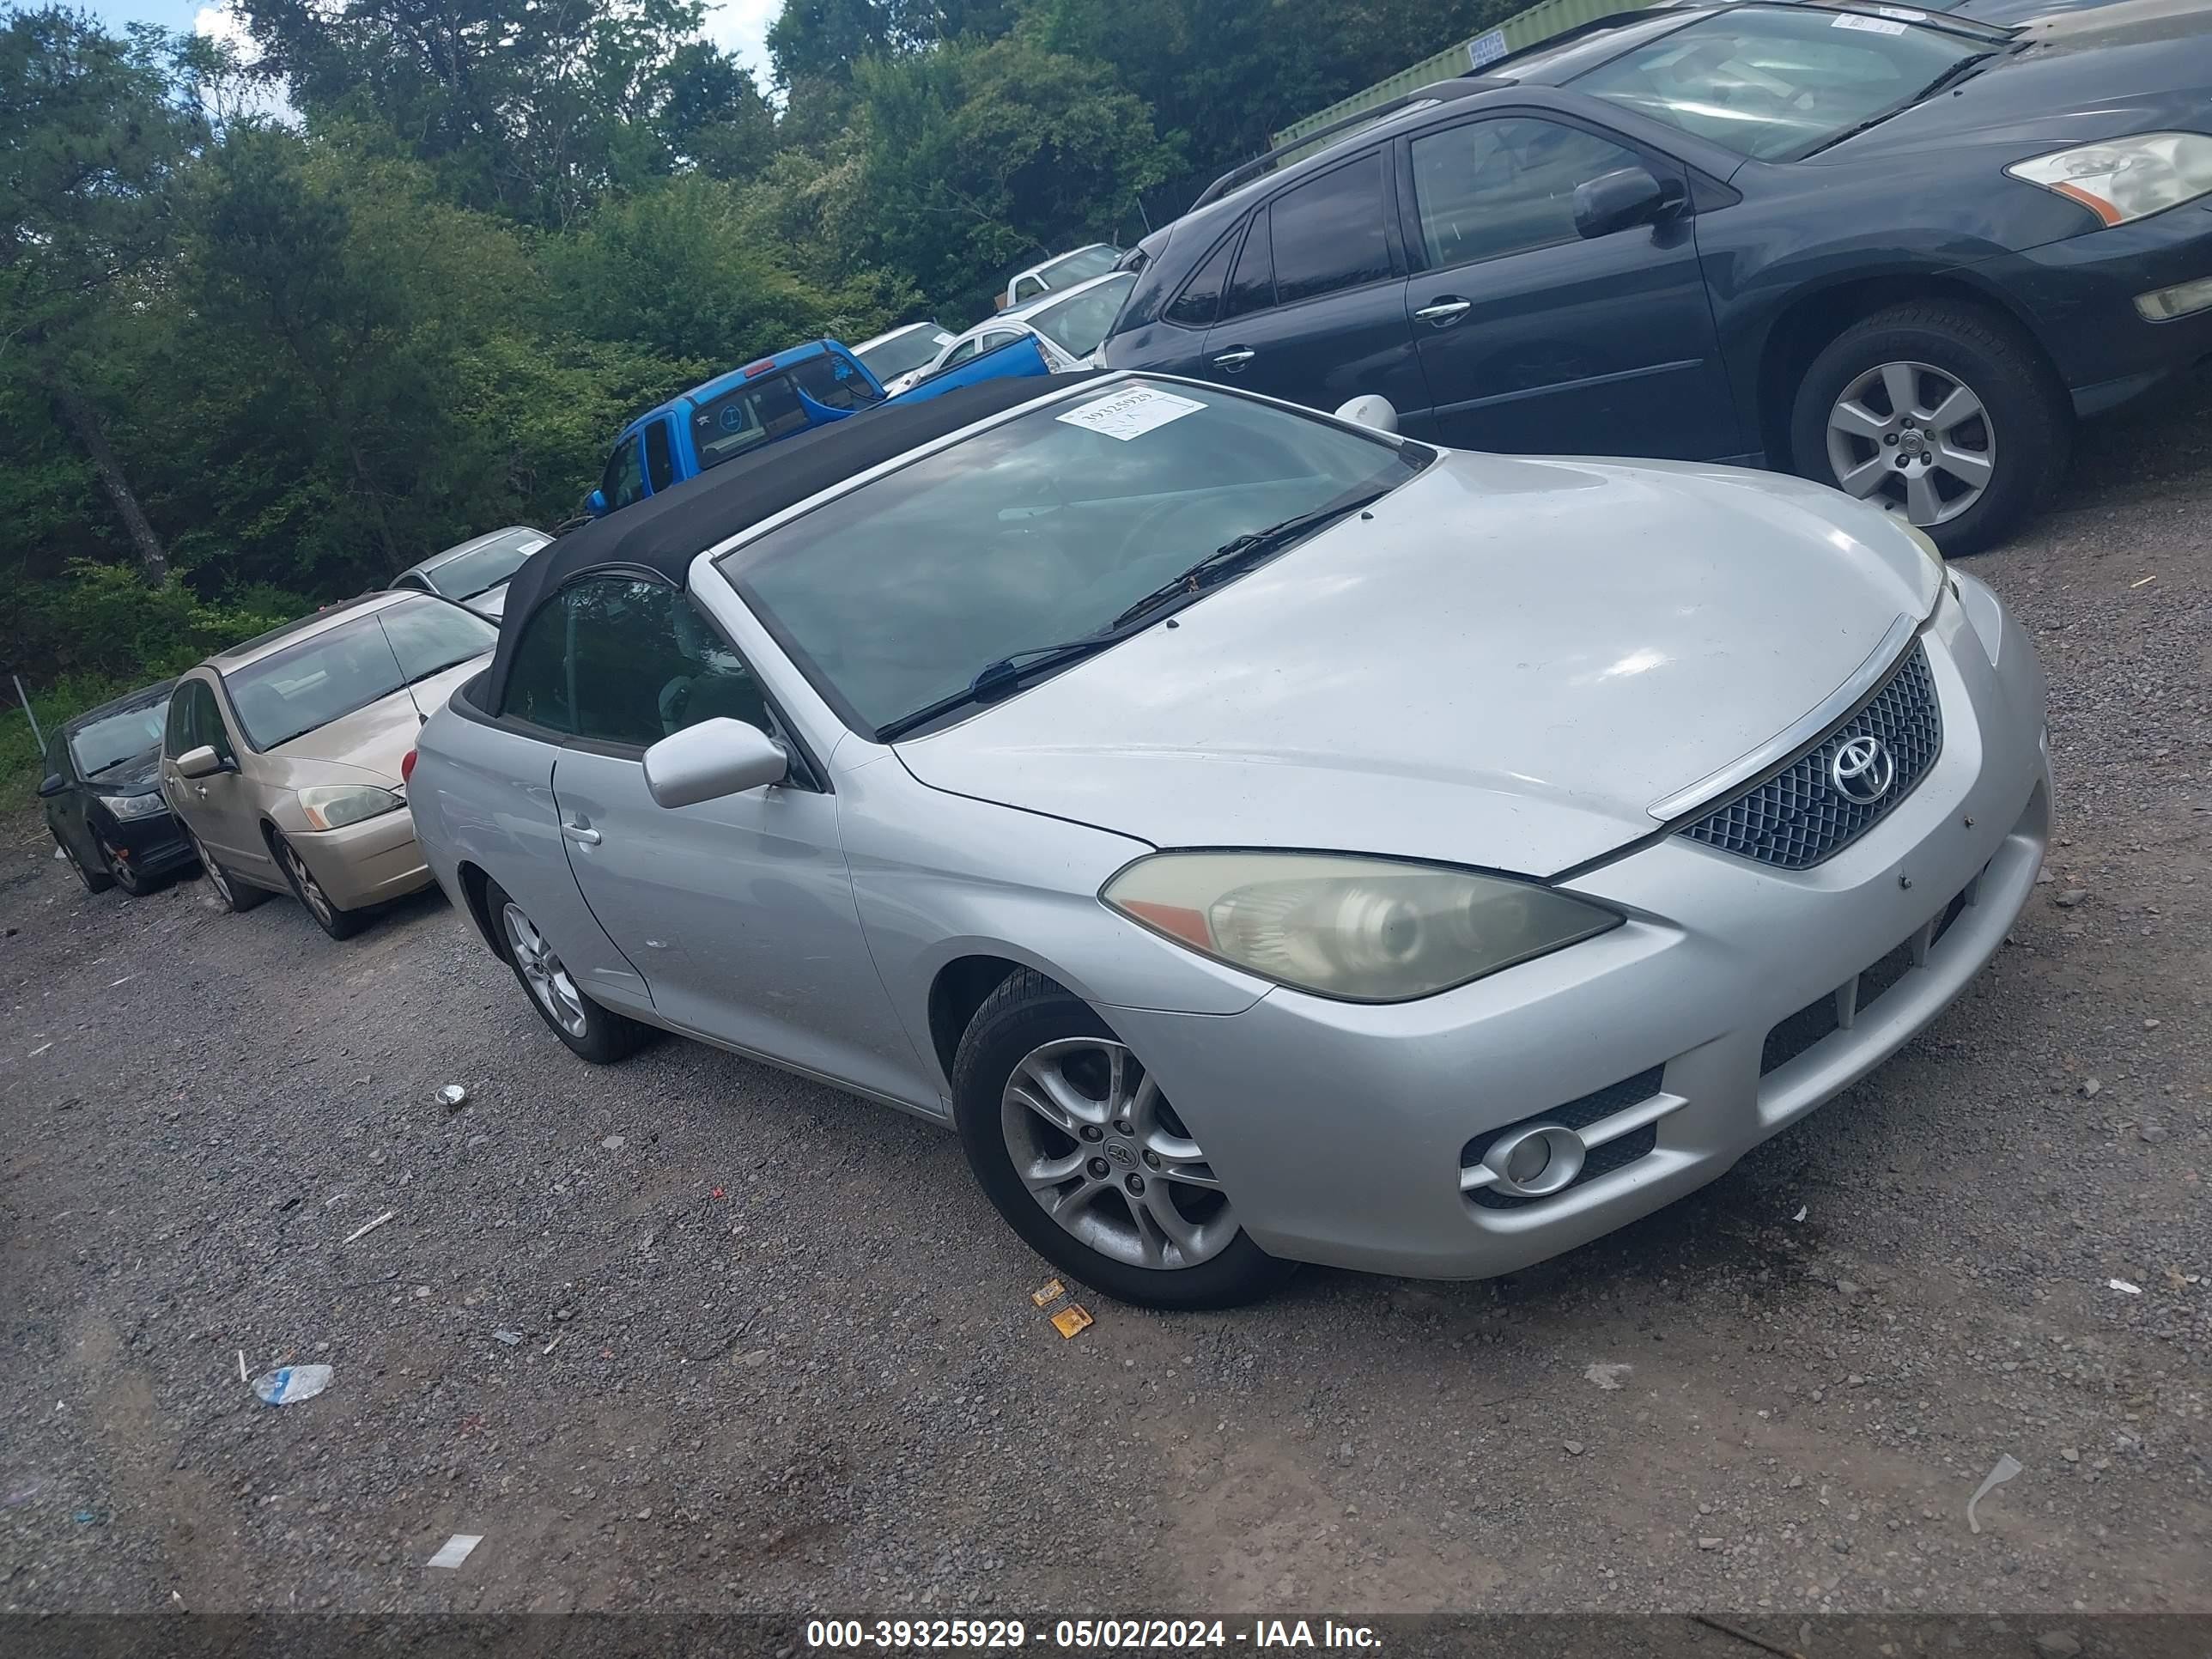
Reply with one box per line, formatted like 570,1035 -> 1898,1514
1829,735 -> 1896,805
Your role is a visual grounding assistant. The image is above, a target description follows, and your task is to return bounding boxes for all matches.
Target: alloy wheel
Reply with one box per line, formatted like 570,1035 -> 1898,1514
280,839 -> 337,928
191,831 -> 234,905
1826,360 -> 1996,528
1000,1036 -> 1237,1271
501,902 -> 589,1037
101,842 -> 143,894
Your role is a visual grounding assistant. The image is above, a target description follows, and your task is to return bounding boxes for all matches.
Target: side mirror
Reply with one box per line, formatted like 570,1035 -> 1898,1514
586,489 -> 610,518
643,718 -> 787,809
173,744 -> 225,780
1333,394 -> 1400,434
1574,167 -> 1681,240
38,772 -> 68,799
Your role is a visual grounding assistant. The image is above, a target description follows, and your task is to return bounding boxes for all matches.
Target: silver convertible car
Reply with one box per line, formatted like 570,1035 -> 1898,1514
409,373 -> 2051,1308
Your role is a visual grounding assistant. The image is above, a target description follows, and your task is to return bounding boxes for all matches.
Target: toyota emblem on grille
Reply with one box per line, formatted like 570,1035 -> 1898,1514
1829,735 -> 1896,805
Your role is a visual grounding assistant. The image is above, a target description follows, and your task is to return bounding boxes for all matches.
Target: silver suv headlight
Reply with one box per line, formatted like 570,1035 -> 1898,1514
2006,133 -> 2212,228
1103,851 -> 1620,1003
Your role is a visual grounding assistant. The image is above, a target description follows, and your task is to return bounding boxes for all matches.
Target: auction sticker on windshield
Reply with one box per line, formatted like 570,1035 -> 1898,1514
1832,12 -> 1907,31
1056,385 -> 1206,441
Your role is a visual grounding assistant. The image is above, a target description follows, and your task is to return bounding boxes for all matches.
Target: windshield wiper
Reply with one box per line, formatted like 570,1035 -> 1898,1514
1800,52 -> 1997,156
1108,490 -> 1390,631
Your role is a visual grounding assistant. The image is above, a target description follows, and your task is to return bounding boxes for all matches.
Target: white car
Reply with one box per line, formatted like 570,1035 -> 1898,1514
1000,242 -> 1121,310
390,526 -> 550,622
927,272 -> 1136,379
849,320 -> 956,398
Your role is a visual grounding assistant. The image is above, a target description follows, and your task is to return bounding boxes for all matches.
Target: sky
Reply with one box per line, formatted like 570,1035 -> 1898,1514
79,0 -> 781,87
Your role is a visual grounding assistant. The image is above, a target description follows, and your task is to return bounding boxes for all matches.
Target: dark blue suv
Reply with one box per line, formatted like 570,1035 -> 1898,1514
1102,1 -> 2212,554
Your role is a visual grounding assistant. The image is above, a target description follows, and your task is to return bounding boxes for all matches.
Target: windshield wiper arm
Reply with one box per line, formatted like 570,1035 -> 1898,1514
1801,52 -> 1997,156
1109,490 -> 1389,631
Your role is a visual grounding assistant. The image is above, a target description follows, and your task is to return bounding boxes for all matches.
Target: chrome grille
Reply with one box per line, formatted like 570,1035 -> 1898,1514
1679,642 -> 1942,870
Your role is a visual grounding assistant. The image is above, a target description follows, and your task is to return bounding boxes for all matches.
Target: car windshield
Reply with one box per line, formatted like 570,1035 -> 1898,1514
1038,246 -> 1120,289
856,326 -> 954,381
1028,276 -> 1136,359
1569,8 -> 1994,161
723,380 -> 1428,736
425,529 -> 550,599
69,701 -> 167,775
224,598 -> 495,750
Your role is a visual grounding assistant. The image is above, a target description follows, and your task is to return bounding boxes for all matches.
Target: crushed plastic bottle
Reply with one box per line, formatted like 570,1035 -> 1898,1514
251,1363 -> 334,1406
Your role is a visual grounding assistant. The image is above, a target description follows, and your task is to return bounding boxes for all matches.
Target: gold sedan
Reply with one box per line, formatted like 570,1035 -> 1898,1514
160,592 -> 496,939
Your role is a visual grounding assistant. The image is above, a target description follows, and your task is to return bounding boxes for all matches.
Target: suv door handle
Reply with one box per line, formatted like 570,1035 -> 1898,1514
562,820 -> 601,846
1415,298 -> 1473,325
1212,348 -> 1255,370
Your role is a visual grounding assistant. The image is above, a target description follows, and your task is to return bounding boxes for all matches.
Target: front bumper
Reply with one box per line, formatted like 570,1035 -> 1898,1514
1108,580 -> 2051,1279
1973,203 -> 2212,416
96,806 -> 197,880
293,805 -> 434,910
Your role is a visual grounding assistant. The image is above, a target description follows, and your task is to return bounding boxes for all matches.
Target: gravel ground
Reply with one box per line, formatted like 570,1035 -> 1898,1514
3,384 -> 2208,1626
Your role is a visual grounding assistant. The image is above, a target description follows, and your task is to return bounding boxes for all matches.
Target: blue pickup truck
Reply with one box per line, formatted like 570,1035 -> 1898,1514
586,334 -> 1051,519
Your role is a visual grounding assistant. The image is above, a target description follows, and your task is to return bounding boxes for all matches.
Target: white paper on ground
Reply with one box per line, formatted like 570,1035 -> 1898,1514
1056,385 -> 1206,441
428,1534 -> 483,1570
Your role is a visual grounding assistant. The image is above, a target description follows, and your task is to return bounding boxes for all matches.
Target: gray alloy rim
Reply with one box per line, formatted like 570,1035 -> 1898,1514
191,831 -> 234,905
501,902 -> 589,1038
1826,360 -> 1996,529
101,842 -> 142,893
279,838 -> 337,928
1001,1036 -> 1237,1271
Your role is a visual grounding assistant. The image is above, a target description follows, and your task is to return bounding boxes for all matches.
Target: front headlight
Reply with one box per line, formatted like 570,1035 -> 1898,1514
1103,851 -> 1621,1003
2006,132 -> 2212,228
297,784 -> 404,830
97,792 -> 168,821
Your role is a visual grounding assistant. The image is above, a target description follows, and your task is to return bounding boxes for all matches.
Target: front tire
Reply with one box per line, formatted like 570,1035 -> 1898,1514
101,841 -> 148,896
1790,300 -> 2069,557
58,833 -> 113,895
270,828 -> 368,940
951,969 -> 1294,1310
489,880 -> 650,1062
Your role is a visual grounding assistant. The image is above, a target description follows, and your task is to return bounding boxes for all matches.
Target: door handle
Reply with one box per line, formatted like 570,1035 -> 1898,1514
194,785 -> 208,799
1212,348 -> 1255,370
1415,299 -> 1473,325
562,821 -> 601,846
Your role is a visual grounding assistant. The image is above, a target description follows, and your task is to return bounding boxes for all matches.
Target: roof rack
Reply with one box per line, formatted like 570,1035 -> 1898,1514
1190,77 -> 1507,211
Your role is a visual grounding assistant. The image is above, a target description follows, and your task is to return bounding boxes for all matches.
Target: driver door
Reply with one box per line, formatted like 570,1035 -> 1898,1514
534,575 -> 924,1101
162,676 -> 264,872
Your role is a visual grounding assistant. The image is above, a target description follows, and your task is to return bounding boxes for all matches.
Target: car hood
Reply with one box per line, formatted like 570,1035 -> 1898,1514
1811,2 -> 2212,165
85,746 -> 164,795
890,453 -> 1940,879
265,655 -> 491,784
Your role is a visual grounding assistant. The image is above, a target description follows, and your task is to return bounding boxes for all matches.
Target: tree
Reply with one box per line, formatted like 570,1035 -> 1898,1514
1,7 -> 204,583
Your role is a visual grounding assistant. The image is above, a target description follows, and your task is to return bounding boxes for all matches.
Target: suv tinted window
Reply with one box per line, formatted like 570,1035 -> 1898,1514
1164,230 -> 1238,330
789,353 -> 883,411
602,435 -> 647,509
1412,118 -> 1647,269
1269,153 -> 1393,306
643,419 -> 676,491
691,376 -> 808,470
1223,206 -> 1275,319
503,578 -> 768,750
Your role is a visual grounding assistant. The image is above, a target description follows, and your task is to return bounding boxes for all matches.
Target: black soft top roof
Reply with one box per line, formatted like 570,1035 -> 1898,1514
485,374 -> 1102,712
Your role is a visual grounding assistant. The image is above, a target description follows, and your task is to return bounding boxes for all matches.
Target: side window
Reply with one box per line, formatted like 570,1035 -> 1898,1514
1222,204 -> 1276,319
188,682 -> 236,762
1164,229 -> 1238,330
45,732 -> 70,783
1269,153 -> 1394,307
557,578 -> 769,749
501,598 -> 576,734
788,353 -> 883,411
1013,274 -> 1043,304
642,420 -> 676,493
690,377 -> 808,470
941,337 -> 982,368
602,436 -> 647,509
1410,118 -> 1649,270
164,682 -> 193,756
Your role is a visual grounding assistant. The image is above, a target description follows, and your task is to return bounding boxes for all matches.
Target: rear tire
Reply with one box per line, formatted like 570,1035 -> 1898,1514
187,826 -> 268,912
488,879 -> 651,1062
1790,300 -> 2069,557
270,828 -> 368,940
951,968 -> 1295,1310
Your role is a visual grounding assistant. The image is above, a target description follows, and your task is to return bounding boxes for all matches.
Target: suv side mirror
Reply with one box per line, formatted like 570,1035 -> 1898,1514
173,744 -> 226,780
1574,167 -> 1683,240
586,488 -> 610,518
38,772 -> 68,799
643,718 -> 787,808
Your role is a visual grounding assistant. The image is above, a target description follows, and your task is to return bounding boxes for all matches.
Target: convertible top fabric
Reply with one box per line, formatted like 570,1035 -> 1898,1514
484,372 -> 1103,713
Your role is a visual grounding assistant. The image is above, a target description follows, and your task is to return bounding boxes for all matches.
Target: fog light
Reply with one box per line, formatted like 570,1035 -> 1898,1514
1483,1123 -> 1586,1199
1505,1137 -> 1550,1185
2134,276 -> 2212,322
